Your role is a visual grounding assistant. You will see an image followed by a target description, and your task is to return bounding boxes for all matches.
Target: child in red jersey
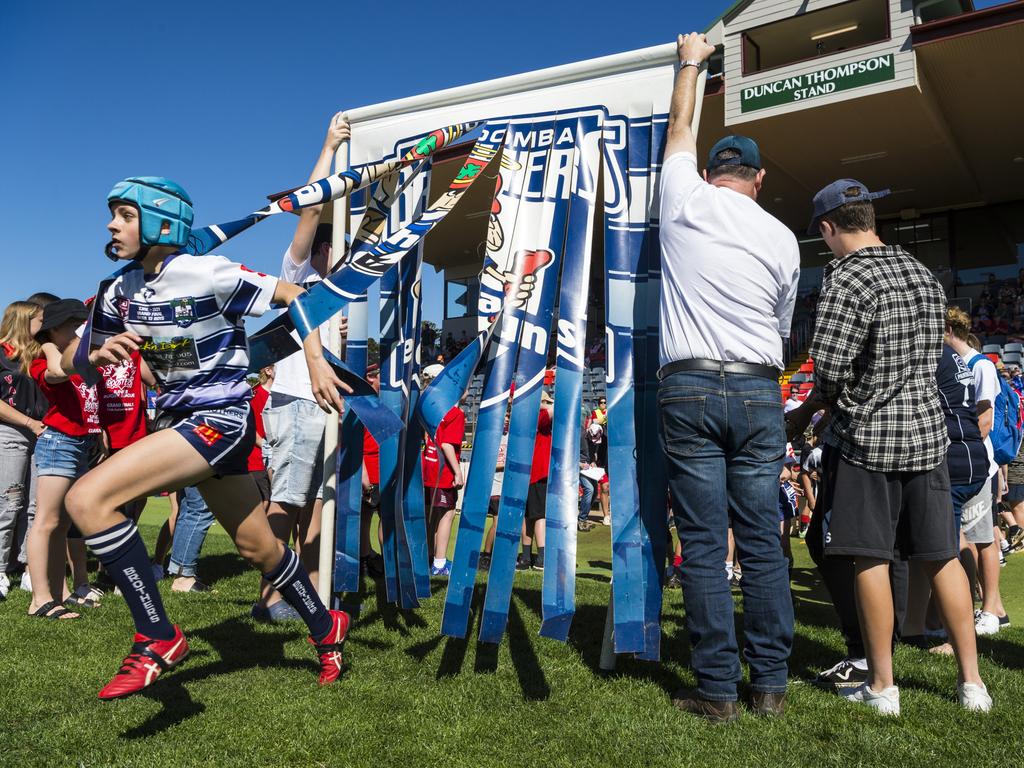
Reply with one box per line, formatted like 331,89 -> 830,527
27,299 -> 100,620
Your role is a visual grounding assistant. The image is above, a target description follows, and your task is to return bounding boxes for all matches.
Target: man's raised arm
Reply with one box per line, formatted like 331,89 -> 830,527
664,32 -> 715,160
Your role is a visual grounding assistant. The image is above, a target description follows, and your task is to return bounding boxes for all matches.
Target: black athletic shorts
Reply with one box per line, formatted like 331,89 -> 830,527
251,469 -> 271,504
426,486 -> 457,511
819,444 -> 957,562
525,480 -> 547,521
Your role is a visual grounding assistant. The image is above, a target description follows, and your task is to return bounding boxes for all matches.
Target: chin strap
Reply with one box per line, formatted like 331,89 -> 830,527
104,241 -> 150,263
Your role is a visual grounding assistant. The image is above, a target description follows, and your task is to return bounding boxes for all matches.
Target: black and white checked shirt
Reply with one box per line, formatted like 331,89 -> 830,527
810,245 -> 948,472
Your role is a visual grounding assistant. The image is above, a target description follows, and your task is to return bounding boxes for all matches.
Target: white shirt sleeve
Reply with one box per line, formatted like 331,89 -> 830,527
975,359 -> 1000,407
280,246 -> 316,284
209,256 -> 279,318
775,238 -> 801,339
659,152 -> 705,225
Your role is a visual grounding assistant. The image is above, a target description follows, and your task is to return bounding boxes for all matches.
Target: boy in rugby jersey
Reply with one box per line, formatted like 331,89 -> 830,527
59,176 -> 351,700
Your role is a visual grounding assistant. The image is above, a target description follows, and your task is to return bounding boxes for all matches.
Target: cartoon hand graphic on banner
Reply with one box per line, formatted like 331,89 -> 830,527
483,249 -> 554,310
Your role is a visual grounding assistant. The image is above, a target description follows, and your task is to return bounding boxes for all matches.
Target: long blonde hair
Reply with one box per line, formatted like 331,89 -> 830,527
0,301 -> 42,374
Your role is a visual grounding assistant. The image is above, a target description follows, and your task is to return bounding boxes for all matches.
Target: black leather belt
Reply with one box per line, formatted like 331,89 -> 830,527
657,359 -> 780,381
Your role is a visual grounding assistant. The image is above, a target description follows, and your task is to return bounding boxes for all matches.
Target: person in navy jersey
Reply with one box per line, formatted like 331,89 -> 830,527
937,343 -> 990,532
58,176 -> 353,700
904,343 -> 990,648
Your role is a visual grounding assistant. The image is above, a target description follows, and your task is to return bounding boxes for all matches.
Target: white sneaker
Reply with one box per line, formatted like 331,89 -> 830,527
975,610 -> 1001,636
602,517 -> 611,527
842,683 -> 900,716
19,570 -> 31,592
0,573 -> 9,599
958,682 -> 993,712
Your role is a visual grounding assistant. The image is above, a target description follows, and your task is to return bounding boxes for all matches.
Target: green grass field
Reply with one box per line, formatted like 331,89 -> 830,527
2,497 -> 1024,767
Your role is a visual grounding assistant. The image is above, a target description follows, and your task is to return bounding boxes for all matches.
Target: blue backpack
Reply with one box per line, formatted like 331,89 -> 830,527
968,354 -> 1024,465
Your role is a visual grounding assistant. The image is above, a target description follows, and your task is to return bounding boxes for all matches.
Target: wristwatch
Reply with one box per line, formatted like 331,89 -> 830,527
680,59 -> 703,70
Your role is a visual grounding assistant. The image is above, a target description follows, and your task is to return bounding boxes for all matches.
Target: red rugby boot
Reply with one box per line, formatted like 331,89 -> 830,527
98,625 -> 190,700
310,609 -> 350,685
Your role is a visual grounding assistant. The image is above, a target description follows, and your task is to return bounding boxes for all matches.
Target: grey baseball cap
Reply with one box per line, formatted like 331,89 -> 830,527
808,178 -> 889,235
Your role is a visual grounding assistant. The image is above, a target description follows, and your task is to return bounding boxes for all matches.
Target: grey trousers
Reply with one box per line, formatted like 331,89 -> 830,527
0,423 -> 36,572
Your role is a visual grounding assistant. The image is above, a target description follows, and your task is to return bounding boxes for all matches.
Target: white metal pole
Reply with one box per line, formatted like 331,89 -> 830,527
317,135 -> 351,603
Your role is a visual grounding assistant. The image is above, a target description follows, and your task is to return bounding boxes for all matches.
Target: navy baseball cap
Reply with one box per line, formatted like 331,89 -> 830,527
707,135 -> 762,171
808,179 -> 890,235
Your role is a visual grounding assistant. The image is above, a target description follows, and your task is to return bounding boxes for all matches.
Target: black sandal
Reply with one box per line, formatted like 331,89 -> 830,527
30,600 -> 79,620
64,595 -> 99,609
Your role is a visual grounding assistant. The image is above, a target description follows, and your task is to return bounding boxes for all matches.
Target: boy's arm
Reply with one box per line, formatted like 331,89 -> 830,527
60,333 -> 142,376
288,113 -> 351,268
273,280 -> 350,413
440,442 -> 464,489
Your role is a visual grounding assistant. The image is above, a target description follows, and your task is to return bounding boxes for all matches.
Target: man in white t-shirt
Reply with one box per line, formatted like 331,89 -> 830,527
944,309 -> 1008,636
256,114 -> 350,622
658,33 -> 800,723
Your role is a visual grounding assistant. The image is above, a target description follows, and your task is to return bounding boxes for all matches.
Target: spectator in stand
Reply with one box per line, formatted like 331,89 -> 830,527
787,180 -> 989,714
590,397 -> 607,427
945,308 -> 1009,636
27,299 -> 100,619
0,301 -> 47,600
517,391 -> 554,571
423,394 -> 466,576
261,114 -> 351,621
784,388 -> 802,413
360,364 -> 384,577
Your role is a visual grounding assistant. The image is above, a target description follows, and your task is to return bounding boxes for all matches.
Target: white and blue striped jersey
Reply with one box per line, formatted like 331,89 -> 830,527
91,254 -> 279,411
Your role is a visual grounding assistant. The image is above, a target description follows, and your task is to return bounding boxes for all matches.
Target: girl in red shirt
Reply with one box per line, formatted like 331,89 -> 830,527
27,299 -> 99,620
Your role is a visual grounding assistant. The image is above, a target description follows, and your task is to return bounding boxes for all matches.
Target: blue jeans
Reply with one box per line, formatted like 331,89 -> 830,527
658,370 -> 794,701
579,475 -> 597,522
168,486 -> 215,578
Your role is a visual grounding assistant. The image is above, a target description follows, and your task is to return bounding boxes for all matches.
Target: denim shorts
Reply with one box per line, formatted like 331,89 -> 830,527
34,429 -> 96,479
266,396 -> 325,505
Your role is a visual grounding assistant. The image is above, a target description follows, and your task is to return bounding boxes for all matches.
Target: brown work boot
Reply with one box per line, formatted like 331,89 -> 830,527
750,690 -> 786,717
671,689 -> 740,724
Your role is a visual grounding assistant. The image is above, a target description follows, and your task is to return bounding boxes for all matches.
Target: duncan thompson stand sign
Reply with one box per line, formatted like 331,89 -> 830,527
740,54 -> 895,113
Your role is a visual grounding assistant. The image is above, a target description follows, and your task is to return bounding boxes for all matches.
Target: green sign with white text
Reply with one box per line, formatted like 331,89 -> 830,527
740,54 -> 896,113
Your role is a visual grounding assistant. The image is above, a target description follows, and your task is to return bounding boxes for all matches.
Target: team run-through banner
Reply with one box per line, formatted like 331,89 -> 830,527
332,43 -> 692,661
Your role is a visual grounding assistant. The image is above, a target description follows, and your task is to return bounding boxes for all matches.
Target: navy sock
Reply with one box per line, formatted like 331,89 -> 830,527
264,548 -> 331,640
85,520 -> 175,641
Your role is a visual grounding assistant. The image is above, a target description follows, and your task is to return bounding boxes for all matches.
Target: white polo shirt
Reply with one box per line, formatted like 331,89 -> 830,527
658,152 -> 800,370
270,247 -> 328,402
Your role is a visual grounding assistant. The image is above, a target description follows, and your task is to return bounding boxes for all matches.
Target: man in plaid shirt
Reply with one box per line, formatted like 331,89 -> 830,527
787,179 -> 990,715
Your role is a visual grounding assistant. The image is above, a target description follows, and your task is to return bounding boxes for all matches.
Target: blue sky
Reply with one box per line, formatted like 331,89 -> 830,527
0,0 -> 720,326
0,0 -> 1004,326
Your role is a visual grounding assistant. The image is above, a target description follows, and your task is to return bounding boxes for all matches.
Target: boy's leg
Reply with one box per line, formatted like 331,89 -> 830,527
196,473 -> 332,641
296,497 -> 323,588
854,559 -> 895,690
925,557 -> 983,685
258,500 -> 301,607
67,430 -> 213,639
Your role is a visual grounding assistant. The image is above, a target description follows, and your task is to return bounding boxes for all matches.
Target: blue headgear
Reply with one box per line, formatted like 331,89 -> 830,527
106,177 -> 194,261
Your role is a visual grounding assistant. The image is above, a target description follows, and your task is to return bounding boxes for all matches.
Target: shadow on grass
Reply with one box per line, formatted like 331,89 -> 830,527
194,552 -> 253,587
121,617 -> 309,740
